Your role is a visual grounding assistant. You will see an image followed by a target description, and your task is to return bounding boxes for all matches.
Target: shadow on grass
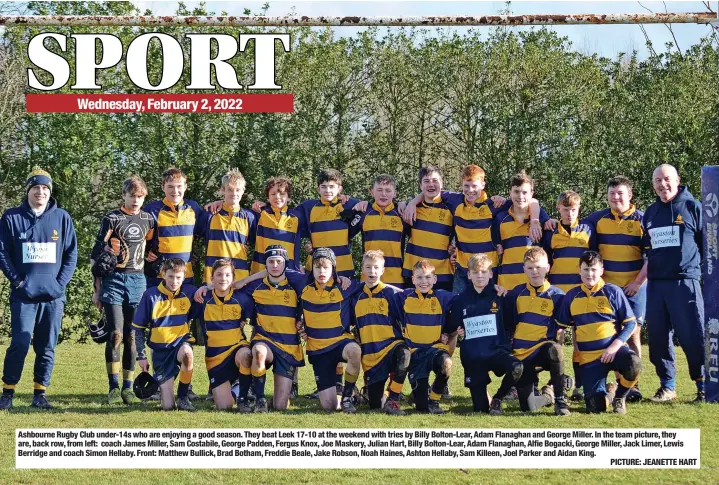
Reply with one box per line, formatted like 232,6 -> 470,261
0,394 -> 606,416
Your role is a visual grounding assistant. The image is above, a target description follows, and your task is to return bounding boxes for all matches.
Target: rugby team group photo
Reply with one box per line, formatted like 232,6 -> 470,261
0,161 -> 707,418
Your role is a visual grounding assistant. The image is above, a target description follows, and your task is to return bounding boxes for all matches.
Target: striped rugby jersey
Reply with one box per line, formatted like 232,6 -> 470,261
584,206 -> 645,287
495,206 -> 550,290
200,203 -> 257,283
348,202 -> 408,287
244,271 -> 307,367
199,289 -> 253,373
506,282 -> 565,361
352,282 -> 405,382
542,220 -> 594,292
251,205 -> 302,274
557,279 -> 636,365
442,191 -> 509,275
144,198 -> 207,279
300,278 -> 362,357
132,282 -> 199,350
402,196 -> 454,286
296,197 -> 361,278
391,288 -> 456,353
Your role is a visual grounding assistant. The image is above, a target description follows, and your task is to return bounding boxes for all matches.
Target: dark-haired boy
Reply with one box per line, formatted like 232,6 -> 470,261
251,177 -> 302,275
556,251 -> 641,414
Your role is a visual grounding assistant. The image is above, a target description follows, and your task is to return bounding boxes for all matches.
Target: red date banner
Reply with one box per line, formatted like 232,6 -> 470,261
26,94 -> 294,113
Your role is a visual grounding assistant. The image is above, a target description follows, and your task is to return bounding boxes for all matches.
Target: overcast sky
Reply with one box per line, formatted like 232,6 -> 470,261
134,1 -> 717,58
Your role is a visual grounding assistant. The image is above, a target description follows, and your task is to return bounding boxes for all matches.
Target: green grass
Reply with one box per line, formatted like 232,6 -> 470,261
0,343 -> 715,485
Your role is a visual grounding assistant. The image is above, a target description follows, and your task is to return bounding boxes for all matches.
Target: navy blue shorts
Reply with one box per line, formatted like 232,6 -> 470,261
267,353 -> 297,381
625,283 -> 647,325
251,340 -> 299,381
308,339 -> 354,392
208,343 -> 250,390
364,342 -> 406,386
581,345 -> 637,401
152,340 -> 191,385
408,347 -> 449,385
461,351 -> 518,388
100,272 -> 146,306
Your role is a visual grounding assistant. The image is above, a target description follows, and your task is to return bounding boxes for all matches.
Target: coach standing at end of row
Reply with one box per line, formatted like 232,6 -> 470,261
644,164 -> 705,403
0,168 -> 78,410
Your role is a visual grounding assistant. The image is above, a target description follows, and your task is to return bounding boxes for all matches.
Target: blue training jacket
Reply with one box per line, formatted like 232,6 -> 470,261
0,198 -> 78,302
445,284 -> 512,362
642,185 -> 703,280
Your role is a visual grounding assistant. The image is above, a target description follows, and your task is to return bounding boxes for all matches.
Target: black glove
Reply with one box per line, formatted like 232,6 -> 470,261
339,209 -> 363,228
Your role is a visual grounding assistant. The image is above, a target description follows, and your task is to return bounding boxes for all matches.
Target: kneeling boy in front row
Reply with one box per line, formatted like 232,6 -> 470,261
491,247 -> 570,416
392,260 -> 456,414
133,258 -> 199,411
557,251 -> 641,414
445,254 -> 523,413
352,250 -> 410,415
198,259 -> 253,412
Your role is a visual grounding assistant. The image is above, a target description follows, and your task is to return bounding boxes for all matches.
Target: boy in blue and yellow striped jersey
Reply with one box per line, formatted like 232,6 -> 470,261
194,246 -> 309,411
352,250 -> 410,415
557,251 -> 642,414
143,168 -> 209,287
250,177 -> 302,274
133,258 -> 199,411
583,176 -> 646,402
494,171 -> 550,291
298,248 -> 363,413
441,165 -> 509,293
295,170 -> 362,394
199,169 -> 257,284
401,166 -> 454,291
392,260 -> 456,414
491,248 -> 570,416
198,259 -> 253,411
542,190 -> 594,401
243,246 -> 307,411
347,175 -> 408,288
543,191 -> 594,293
296,169 -> 361,279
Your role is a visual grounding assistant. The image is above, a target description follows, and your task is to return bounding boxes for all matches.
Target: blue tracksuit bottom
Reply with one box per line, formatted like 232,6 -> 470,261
2,299 -> 64,390
646,279 -> 705,390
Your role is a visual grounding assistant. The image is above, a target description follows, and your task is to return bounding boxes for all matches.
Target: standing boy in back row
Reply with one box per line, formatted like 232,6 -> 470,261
347,174 -> 408,288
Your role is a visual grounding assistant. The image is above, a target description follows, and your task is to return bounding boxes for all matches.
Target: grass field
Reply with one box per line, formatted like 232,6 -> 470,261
0,343 -> 715,485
